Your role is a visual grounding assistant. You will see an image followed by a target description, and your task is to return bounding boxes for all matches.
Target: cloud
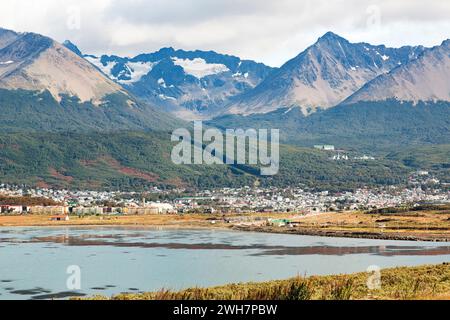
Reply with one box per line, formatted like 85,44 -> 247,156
0,0 -> 449,66
105,0 -> 272,25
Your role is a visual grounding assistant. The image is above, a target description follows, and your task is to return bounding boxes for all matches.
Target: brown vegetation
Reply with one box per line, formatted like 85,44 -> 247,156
49,167 -> 74,183
236,206 -> 450,241
0,214 -> 219,228
84,263 -> 450,300
0,195 -> 62,206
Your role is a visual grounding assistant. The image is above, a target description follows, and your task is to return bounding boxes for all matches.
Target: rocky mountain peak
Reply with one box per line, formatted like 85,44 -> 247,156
344,40 -> 450,104
441,39 -> 450,48
224,33 -> 427,116
316,31 -> 348,44
0,29 -> 125,104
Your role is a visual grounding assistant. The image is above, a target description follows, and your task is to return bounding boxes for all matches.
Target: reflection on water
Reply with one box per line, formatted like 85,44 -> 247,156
1,227 -> 450,300
4,234 -> 450,257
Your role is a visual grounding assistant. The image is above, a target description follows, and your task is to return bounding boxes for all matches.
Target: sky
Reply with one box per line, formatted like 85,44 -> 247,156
1,0 -> 449,67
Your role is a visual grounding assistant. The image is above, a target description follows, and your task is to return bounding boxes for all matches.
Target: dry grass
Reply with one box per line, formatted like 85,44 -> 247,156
83,263 -> 450,300
0,211 -> 294,229
0,214 -> 221,229
247,207 -> 450,241
295,209 -> 450,231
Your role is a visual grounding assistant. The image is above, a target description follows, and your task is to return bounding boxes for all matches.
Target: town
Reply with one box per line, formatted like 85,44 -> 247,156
0,171 -> 448,217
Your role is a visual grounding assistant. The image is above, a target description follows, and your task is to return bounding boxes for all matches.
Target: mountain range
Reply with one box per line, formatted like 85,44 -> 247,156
66,42 -> 274,119
1,25 -> 449,144
209,34 -> 450,151
0,27 -> 182,132
0,26 -> 449,190
64,31 -> 450,120
345,39 -> 450,104
2,27 -> 447,124
225,32 -> 427,116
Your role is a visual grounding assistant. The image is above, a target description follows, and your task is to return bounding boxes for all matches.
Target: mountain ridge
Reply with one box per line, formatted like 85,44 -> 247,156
344,39 -> 450,104
223,31 -> 427,116
0,27 -> 448,191
71,44 -> 275,119
0,28 -> 125,104
64,32 -> 450,119
0,27 -> 183,133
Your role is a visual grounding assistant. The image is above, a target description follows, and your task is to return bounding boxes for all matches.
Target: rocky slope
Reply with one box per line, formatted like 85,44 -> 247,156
70,45 -> 274,119
224,32 -> 425,116
0,27 -> 181,132
345,39 -> 450,104
0,28 -> 126,104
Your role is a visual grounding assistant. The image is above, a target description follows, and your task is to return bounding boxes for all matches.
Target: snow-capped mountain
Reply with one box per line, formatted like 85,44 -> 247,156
0,27 -> 181,132
345,39 -> 450,104
224,32 -> 425,116
69,44 -> 274,119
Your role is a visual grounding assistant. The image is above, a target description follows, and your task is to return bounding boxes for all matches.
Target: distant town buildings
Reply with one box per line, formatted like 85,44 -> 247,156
354,155 -> 376,161
332,153 -> 349,160
313,145 -> 376,162
314,145 -> 335,151
0,178 -> 448,216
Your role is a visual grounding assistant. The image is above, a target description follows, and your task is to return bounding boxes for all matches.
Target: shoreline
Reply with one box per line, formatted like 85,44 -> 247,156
1,207 -> 450,242
232,225 -> 450,242
2,222 -> 448,242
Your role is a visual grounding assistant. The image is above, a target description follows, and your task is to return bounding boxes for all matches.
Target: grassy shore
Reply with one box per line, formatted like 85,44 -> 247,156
83,263 -> 450,300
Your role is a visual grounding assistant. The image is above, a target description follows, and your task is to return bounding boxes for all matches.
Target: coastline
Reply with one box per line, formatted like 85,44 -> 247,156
232,225 -> 450,242
1,207 -> 450,242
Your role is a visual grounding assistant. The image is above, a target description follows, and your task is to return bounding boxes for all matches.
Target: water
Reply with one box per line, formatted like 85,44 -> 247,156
1,227 -> 450,300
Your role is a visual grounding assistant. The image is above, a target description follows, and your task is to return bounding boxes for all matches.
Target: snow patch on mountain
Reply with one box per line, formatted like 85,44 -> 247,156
159,94 -> 177,101
375,51 -> 390,61
85,56 -> 116,77
158,78 -> 167,88
118,61 -> 155,84
172,57 -> 229,78
232,71 -> 250,78
85,57 -> 154,84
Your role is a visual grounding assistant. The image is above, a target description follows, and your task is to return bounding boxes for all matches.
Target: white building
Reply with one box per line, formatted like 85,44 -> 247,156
314,145 -> 335,151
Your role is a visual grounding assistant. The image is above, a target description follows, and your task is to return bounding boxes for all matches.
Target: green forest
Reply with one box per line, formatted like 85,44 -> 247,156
0,131 -> 448,191
0,90 -> 448,191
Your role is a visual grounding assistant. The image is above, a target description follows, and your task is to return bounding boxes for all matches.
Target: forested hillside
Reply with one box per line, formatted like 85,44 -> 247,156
1,131 -> 444,191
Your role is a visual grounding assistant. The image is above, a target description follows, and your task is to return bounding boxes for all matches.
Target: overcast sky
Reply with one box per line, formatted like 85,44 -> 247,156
1,0 -> 449,67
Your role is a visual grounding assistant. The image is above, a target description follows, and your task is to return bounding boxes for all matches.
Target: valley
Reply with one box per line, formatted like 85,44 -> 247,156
0,26 -> 448,193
